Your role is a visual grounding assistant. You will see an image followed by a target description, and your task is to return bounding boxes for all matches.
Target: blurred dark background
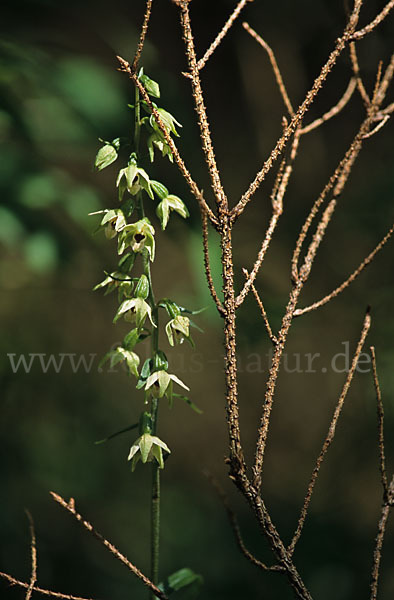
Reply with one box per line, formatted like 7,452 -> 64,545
1,1 -> 393,598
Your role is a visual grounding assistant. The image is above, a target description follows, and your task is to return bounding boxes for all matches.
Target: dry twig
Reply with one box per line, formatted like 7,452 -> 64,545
50,493 -> 168,600
25,510 -> 37,600
349,42 -> 371,106
194,0 -> 252,73
288,310 -> 372,555
370,476 -> 394,600
351,0 -> 394,41
201,210 -> 225,315
370,346 -> 389,501
300,77 -> 357,135
237,132 -> 300,308
291,68 -> 392,284
204,470 -> 283,573
243,268 -> 277,345
0,572 -> 97,600
231,1 -> 364,222
131,0 -> 153,73
117,56 -> 219,230
177,1 -> 228,213
242,22 -> 294,116
294,225 -> 394,317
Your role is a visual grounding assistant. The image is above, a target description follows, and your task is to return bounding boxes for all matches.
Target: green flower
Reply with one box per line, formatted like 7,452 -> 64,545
90,209 -> 127,239
128,433 -> 170,471
156,195 -> 189,230
93,272 -> 133,299
147,130 -> 174,163
165,316 -> 191,346
114,297 -> 155,328
145,370 -> 189,399
118,218 -> 155,261
99,346 -> 140,377
150,108 -> 182,137
116,162 -> 154,199
94,138 -> 120,171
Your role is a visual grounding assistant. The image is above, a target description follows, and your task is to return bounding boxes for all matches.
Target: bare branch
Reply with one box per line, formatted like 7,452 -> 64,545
236,208 -> 282,307
245,491 -> 313,600
288,310 -> 372,556
253,58 -> 393,492
375,53 -> 394,105
370,476 -> 394,600
131,0 -> 153,73
242,22 -> 294,117
201,210 -> 225,316
194,0 -> 252,73
242,269 -> 277,345
370,346 -> 389,501
300,77 -> 357,135
351,0 -> 394,41
50,493 -> 168,600
252,284 -> 302,490
0,572 -> 97,600
349,42 -> 371,106
362,114 -> 391,138
236,131 -> 300,307
231,1 -> 364,222
117,56 -> 219,230
382,101 -> 394,115
294,225 -> 394,317
204,470 -> 284,572
25,510 -> 37,600
291,80 -> 390,283
177,2 -> 228,213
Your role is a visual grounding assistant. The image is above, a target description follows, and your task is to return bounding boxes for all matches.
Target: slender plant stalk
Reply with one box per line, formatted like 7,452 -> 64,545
134,82 -> 161,596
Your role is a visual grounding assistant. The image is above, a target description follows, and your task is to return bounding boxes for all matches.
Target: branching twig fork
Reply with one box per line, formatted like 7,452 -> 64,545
204,470 -> 284,573
351,0 -> 394,41
251,72 -> 392,490
291,65 -> 392,283
349,42 -> 371,106
230,0 -> 364,222
237,132 -> 300,308
300,77 -> 357,135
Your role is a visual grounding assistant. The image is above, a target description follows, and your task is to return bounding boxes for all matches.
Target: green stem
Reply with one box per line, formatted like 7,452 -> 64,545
150,398 -> 160,596
134,79 -> 141,155
134,82 -> 161,596
143,247 -> 160,597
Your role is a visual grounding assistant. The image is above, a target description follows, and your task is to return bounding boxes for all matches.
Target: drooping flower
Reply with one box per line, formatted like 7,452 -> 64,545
127,433 -> 170,471
156,195 -> 189,230
165,315 -> 191,346
118,218 -> 155,261
93,271 -> 133,299
145,370 -> 189,399
114,297 -> 155,328
99,346 -> 140,377
89,209 -> 127,239
116,163 -> 154,199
